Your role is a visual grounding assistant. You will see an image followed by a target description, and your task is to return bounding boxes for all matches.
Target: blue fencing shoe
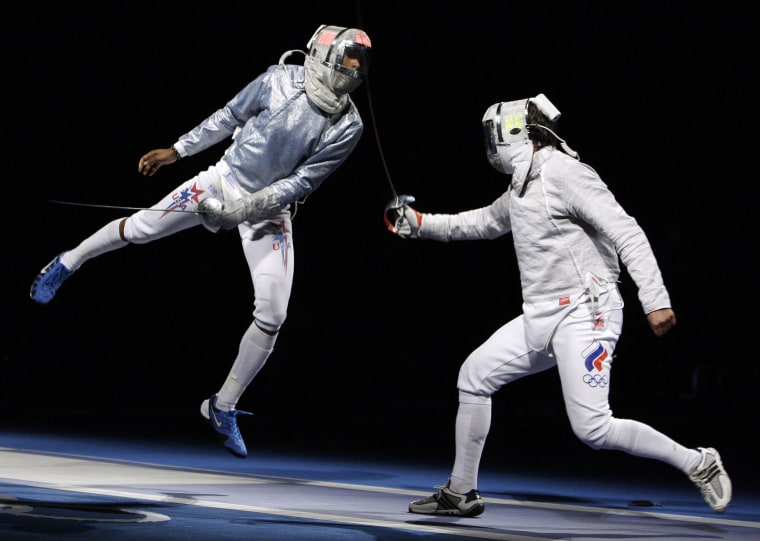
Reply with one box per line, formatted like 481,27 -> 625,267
30,254 -> 73,304
200,394 -> 252,458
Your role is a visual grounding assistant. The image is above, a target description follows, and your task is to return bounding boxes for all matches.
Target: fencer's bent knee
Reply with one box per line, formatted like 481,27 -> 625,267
253,311 -> 284,334
569,411 -> 612,450
457,357 -> 496,397
254,320 -> 279,335
252,273 -> 288,331
122,214 -> 154,244
458,391 -> 491,405
118,218 -> 128,242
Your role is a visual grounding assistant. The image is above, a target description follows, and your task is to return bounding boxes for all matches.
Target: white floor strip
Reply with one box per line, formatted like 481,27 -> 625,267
1,448 -> 757,540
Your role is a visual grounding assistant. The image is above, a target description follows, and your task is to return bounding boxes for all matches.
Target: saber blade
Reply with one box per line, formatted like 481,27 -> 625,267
48,199 -> 207,214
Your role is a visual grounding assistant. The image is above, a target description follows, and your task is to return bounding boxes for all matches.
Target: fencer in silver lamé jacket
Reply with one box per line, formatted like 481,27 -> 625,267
173,64 -> 363,206
419,146 -> 671,316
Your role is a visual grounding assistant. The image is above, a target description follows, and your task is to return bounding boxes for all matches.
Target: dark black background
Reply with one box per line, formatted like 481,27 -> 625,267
3,2 -> 756,479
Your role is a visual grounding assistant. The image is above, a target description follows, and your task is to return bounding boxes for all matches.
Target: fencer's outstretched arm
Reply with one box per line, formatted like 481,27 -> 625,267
387,190 -> 513,242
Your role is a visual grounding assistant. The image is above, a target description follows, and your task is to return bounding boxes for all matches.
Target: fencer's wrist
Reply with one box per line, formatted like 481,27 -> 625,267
171,145 -> 182,161
404,207 -> 424,238
221,200 -> 246,230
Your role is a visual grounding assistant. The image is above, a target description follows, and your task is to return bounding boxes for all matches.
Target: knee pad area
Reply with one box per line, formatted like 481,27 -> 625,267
569,413 -> 612,450
457,361 -> 500,397
252,274 -> 289,330
122,215 -> 156,244
254,319 -> 280,336
457,391 -> 491,406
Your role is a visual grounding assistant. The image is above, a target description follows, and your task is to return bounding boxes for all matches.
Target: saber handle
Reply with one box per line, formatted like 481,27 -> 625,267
383,194 -> 415,233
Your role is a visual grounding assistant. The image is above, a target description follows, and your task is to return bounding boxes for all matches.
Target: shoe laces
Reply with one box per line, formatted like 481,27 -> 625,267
217,407 -> 252,434
693,459 -> 720,484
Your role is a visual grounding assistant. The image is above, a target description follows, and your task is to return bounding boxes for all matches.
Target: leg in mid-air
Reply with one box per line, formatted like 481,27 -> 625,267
29,217 -> 129,304
29,167 -> 222,304
200,212 -> 294,458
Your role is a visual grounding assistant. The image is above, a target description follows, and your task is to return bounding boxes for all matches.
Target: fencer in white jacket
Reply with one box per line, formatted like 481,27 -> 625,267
389,94 -> 732,517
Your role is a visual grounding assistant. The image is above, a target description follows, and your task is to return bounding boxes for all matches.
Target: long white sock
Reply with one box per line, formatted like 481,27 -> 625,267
449,400 -> 491,494
60,218 -> 128,271
605,418 -> 702,474
216,322 -> 277,411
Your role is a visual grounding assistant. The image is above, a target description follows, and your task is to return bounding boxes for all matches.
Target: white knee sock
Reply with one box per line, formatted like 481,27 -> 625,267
216,322 -> 277,411
449,400 -> 491,494
605,418 -> 702,474
60,218 -> 128,271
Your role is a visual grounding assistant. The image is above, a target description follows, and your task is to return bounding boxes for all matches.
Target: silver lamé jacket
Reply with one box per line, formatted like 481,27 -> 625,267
174,64 -> 363,206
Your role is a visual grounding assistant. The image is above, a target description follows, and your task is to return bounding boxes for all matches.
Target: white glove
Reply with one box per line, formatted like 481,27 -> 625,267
198,186 -> 280,233
391,205 -> 423,239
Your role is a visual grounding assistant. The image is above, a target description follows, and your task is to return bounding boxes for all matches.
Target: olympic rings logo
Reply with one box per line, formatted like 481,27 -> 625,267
583,373 -> 608,388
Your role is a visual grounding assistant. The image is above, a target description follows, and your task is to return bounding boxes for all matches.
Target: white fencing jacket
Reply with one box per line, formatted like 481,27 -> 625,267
419,146 -> 671,320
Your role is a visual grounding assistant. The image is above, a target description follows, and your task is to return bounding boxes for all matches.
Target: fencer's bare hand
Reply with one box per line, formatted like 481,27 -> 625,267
647,308 -> 676,337
138,148 -> 178,177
